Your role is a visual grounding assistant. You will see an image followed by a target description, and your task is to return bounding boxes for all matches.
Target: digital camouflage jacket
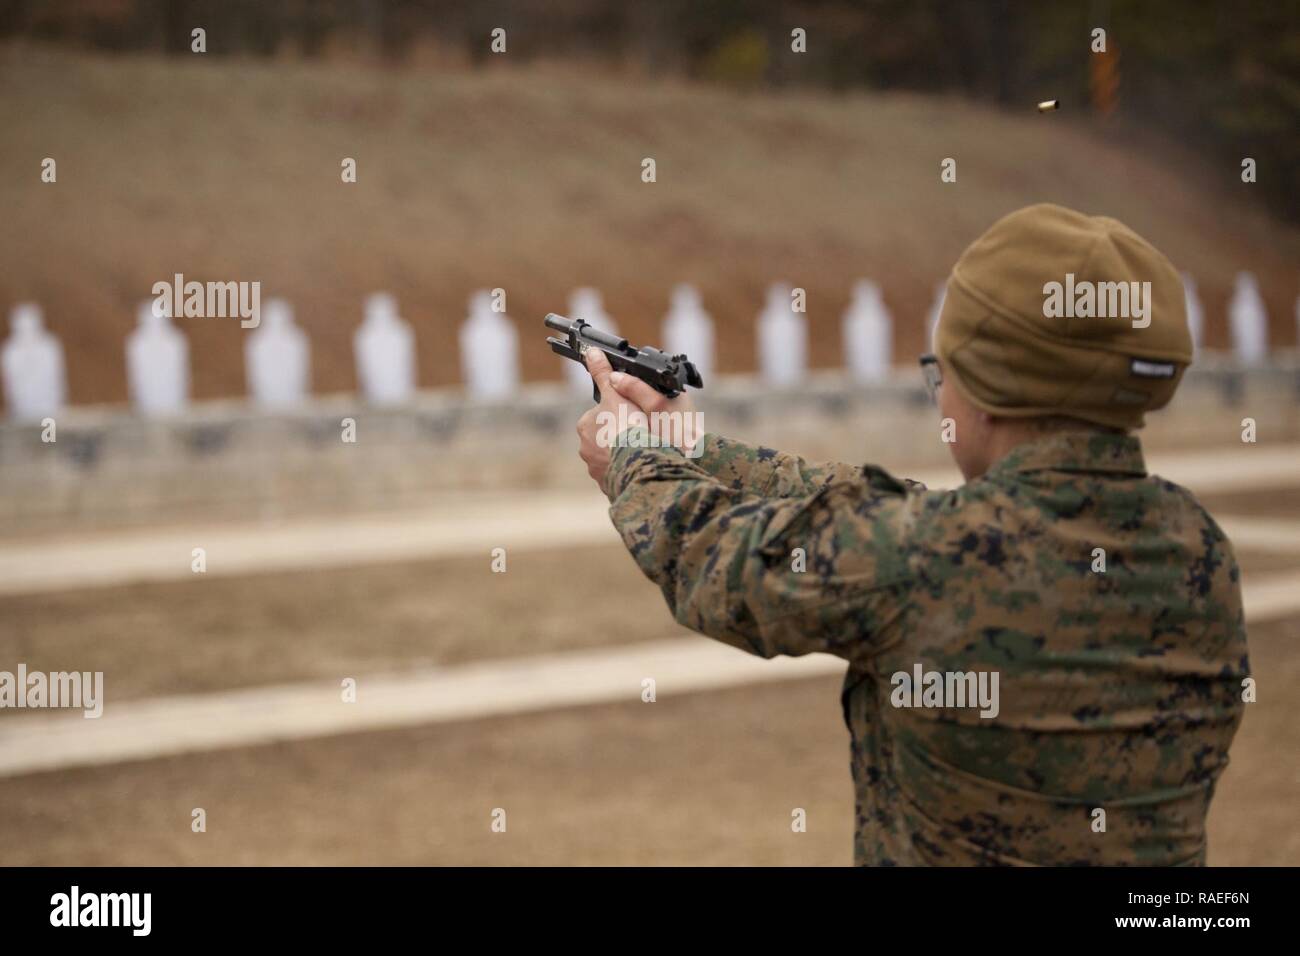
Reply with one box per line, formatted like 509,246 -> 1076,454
604,428 -> 1249,865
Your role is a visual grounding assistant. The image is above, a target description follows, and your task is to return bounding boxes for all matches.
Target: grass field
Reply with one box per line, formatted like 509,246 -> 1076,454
2,42 -> 1298,409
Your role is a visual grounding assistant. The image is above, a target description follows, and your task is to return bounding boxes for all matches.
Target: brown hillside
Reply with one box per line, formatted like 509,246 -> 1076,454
1,43 -> 1297,408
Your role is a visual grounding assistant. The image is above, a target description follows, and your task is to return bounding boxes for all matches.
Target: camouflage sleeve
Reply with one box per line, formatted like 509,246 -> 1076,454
687,432 -> 866,498
605,428 -> 917,662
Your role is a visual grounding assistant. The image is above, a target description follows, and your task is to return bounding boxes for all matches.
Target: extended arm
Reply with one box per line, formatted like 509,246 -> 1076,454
688,433 -> 868,499
606,429 -> 917,662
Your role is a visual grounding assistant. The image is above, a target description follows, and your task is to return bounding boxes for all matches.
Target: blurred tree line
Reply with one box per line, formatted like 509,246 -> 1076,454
3,0 -> 1296,220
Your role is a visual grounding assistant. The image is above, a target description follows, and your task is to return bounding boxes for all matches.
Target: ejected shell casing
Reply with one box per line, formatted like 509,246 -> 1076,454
1037,99 -> 1060,112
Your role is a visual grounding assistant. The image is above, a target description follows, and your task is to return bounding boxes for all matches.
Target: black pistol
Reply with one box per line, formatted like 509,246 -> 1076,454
545,313 -> 703,402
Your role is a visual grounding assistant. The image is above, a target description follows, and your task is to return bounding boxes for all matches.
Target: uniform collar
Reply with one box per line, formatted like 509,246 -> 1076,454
983,430 -> 1147,480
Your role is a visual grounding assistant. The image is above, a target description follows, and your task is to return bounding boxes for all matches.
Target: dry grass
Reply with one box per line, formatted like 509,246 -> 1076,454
2,43 -> 1298,409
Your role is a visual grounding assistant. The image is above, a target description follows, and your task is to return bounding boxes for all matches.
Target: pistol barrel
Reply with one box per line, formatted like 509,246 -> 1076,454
543,313 -> 628,351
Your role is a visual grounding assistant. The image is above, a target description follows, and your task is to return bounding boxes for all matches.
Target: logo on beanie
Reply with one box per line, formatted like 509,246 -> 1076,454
1042,273 -> 1152,329
1130,358 -> 1176,378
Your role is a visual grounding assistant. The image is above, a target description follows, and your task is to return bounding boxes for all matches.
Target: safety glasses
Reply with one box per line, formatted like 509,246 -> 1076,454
919,353 -> 942,403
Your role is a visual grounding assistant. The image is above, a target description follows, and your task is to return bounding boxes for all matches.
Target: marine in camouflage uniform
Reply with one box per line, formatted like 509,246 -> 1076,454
588,205 -> 1250,865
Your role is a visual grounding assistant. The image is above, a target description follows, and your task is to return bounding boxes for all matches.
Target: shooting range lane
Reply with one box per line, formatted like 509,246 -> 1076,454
0,566 -> 1295,779
4,443 -> 1300,596
0,637 -> 844,778
0,491 -> 616,596
2,442 -> 1297,776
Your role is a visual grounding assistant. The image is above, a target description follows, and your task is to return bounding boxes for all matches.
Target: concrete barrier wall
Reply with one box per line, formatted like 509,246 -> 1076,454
2,357 -> 1298,536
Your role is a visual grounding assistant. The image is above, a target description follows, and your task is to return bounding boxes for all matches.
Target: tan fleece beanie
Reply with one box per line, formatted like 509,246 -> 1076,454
935,203 -> 1192,430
